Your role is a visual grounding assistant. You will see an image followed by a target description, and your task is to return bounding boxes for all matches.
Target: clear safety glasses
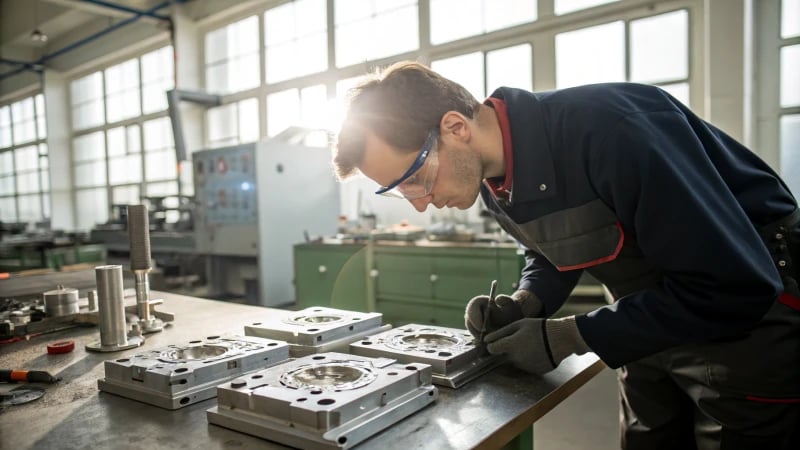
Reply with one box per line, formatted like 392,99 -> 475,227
374,129 -> 440,200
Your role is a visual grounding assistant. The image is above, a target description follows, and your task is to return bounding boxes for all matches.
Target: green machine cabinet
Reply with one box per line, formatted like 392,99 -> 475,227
293,242 -> 368,311
372,243 -> 524,328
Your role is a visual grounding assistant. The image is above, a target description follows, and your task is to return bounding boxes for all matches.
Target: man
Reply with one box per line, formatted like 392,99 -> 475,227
333,61 -> 800,449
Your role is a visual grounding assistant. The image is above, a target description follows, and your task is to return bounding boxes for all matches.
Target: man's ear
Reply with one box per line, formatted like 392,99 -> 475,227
440,111 -> 471,142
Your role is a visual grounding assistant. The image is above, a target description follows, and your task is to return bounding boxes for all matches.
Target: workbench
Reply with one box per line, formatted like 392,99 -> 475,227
0,291 -> 604,449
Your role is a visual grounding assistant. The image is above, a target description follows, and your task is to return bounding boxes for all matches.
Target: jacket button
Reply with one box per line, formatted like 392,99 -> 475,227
539,184 -> 547,191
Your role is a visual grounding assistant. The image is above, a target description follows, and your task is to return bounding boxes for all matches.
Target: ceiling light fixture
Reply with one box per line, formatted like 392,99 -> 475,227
31,29 -> 48,43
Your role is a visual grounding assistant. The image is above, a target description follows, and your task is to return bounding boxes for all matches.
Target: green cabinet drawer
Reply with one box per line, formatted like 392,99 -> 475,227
293,243 -> 367,311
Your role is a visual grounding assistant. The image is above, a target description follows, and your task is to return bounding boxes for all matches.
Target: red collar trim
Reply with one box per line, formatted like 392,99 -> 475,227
483,97 -> 513,199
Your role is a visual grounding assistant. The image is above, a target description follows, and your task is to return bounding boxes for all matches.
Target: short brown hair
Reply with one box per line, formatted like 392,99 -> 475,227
333,61 -> 480,180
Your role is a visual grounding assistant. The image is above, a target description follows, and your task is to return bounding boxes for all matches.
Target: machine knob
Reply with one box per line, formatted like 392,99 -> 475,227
369,269 -> 379,278
430,274 -> 438,282
318,265 -> 327,273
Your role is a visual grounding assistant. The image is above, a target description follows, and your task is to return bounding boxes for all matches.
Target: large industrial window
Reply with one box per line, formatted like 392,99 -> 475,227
335,0 -> 419,68
266,85 -> 327,137
71,72 -> 104,131
432,44 -> 532,101
264,0 -> 327,83
556,9 -> 690,105
142,46 -> 174,114
430,0 -> 537,45
780,0 -> 800,197
0,94 -> 49,223
205,16 -> 260,94
555,0 -> 619,16
69,46 -> 176,231
207,98 -> 260,146
105,58 -> 141,123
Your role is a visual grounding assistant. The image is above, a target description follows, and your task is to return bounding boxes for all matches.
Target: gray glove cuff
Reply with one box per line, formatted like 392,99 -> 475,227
511,289 -> 544,318
545,316 -> 591,366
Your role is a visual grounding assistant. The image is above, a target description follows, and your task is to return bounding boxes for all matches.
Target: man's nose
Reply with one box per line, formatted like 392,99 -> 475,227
409,196 -> 432,212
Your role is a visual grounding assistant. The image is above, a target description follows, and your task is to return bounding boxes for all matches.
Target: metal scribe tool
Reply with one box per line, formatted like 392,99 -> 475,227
478,280 -> 498,346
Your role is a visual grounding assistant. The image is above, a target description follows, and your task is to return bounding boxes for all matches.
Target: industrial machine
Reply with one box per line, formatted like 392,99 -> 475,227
193,128 -> 340,306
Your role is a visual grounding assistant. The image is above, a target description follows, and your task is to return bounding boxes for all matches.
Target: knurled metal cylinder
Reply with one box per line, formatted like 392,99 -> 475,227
95,265 -> 128,347
127,205 -> 152,271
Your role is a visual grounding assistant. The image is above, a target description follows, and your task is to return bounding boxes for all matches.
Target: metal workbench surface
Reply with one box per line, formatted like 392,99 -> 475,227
0,291 -> 603,450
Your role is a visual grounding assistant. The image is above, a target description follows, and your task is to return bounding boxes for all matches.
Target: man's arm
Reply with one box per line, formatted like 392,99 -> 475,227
577,109 -> 784,368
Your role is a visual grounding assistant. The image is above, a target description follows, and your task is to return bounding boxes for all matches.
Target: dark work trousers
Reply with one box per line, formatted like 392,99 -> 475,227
618,296 -> 800,450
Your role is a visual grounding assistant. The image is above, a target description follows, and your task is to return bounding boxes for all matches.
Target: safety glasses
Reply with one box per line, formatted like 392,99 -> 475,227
374,129 -> 440,200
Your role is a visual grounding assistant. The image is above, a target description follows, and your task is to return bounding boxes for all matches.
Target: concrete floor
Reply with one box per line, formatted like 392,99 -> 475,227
534,367 -> 620,450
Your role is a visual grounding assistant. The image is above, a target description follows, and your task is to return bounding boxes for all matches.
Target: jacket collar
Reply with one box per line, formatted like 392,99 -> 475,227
489,87 -> 558,204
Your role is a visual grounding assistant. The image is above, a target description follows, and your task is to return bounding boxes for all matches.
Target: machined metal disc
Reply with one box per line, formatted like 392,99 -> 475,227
280,361 -> 376,391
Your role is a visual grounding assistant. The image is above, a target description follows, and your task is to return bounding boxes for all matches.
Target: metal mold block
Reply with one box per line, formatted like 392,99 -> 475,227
350,324 -> 504,388
244,306 -> 391,356
207,352 -> 438,449
98,335 -> 290,409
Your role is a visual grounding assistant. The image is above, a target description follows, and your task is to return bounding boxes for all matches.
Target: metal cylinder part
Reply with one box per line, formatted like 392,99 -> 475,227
87,290 -> 97,311
128,204 -> 154,324
95,265 -> 128,347
43,285 -> 79,317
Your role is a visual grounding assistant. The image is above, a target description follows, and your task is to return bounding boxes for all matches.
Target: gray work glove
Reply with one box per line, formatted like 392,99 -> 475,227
484,316 -> 591,374
464,289 -> 544,339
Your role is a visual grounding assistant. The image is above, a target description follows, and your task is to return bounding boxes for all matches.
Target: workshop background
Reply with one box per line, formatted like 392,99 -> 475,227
0,1 -> 798,449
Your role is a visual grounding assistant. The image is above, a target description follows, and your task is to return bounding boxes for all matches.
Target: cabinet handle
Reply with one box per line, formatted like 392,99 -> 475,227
318,265 -> 327,273
430,274 -> 438,282
370,269 -> 379,278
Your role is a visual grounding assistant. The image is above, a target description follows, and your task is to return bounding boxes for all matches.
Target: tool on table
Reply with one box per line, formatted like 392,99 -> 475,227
0,369 -> 60,383
478,280 -> 498,346
127,205 -> 164,333
85,265 -> 144,352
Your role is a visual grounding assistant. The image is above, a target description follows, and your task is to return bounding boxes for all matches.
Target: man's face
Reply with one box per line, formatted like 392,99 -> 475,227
360,129 -> 483,212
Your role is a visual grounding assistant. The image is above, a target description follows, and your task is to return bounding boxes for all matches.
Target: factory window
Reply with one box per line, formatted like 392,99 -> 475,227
207,98 -> 260,147
264,0 -> 328,83
107,125 -> 142,186
73,131 -> 107,188
555,10 -> 690,105
432,44 -> 532,101
71,71 -> 105,130
555,0 -> 619,16
76,188 -> 108,231
105,58 -> 141,123
0,106 -> 11,149
205,16 -> 260,94
430,0 -> 537,45
556,21 -> 625,88
142,46 -> 174,114
11,97 -> 37,145
432,52 -> 486,99
335,0 -> 419,68
266,85 -> 327,137
0,94 -> 49,223
780,0 -> 800,197
143,117 -> 176,183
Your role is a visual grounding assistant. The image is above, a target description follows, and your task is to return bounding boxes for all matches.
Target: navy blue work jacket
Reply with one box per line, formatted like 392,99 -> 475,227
481,84 -> 797,368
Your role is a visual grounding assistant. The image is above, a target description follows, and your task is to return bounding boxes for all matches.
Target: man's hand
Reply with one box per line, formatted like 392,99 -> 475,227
484,316 -> 591,374
464,290 -> 544,339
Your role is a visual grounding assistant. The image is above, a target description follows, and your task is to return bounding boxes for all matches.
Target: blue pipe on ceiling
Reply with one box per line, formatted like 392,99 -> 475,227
0,0 -> 177,81
81,0 -> 171,22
